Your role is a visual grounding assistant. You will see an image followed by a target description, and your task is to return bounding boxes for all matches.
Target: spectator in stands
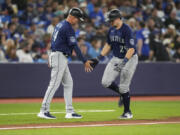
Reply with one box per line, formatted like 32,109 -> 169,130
141,0 -> 154,11
3,22 -> 17,40
79,1 -> 88,15
147,17 -> 156,32
119,1 -> 136,19
127,18 -> 137,33
150,8 -> 164,28
11,14 -> 25,35
149,30 -> 170,61
0,47 -> 7,62
1,0 -> 18,15
89,3 -> 104,27
16,41 -> 33,63
40,33 -> 51,57
20,3 -> 36,25
163,24 -> 177,46
164,3 -> 174,16
88,38 -> 102,58
133,9 -> 144,22
136,21 -> 150,61
165,11 -> 180,29
0,27 -> 6,46
29,23 -> 45,47
155,1 -> 165,19
80,44 -> 91,59
87,0 -> 98,14
163,38 -> 175,59
71,44 -> 91,61
36,52 -> 48,63
46,16 -> 59,36
0,0 -> 179,63
4,38 -> 15,50
84,23 -> 96,42
5,44 -> 18,62
95,25 -> 106,43
173,45 -> 180,63
33,3 -> 46,25
174,35 -> 180,50
176,2 -> 180,21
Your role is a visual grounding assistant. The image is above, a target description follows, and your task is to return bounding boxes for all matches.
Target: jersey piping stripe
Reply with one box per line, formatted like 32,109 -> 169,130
50,54 -> 52,68
45,53 -> 60,111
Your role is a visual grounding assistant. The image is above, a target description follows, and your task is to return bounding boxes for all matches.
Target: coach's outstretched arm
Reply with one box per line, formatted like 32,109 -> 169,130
73,45 -> 93,72
90,43 -> 111,68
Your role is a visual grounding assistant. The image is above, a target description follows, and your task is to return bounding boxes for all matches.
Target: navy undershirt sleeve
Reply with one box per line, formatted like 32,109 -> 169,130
73,45 -> 87,63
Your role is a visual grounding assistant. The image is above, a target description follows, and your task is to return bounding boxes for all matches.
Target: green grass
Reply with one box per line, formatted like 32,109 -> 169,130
0,101 -> 180,135
0,124 -> 180,135
0,101 -> 180,126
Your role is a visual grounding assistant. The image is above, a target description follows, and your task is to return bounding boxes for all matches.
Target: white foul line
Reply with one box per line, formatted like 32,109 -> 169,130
0,121 -> 180,130
0,110 -> 115,116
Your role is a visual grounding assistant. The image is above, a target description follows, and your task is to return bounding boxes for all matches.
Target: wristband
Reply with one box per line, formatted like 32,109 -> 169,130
97,54 -> 104,61
123,57 -> 129,64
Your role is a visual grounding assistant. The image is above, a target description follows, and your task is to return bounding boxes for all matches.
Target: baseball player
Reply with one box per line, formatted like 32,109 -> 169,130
38,7 -> 93,119
91,9 -> 138,119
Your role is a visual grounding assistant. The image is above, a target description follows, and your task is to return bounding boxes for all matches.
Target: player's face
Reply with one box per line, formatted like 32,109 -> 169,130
110,18 -> 120,28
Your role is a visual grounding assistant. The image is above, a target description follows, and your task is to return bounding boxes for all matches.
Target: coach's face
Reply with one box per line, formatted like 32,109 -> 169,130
71,16 -> 79,25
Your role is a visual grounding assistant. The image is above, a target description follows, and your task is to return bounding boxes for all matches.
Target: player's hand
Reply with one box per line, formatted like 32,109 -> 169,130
84,60 -> 93,72
90,58 -> 99,68
114,58 -> 129,72
114,62 -> 125,72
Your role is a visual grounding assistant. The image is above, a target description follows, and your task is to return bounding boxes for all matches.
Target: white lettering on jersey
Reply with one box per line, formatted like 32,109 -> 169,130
130,39 -> 134,46
110,36 -> 125,43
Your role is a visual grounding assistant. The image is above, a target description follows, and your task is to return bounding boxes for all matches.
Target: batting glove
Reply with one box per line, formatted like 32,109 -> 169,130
90,55 -> 104,68
114,57 -> 129,72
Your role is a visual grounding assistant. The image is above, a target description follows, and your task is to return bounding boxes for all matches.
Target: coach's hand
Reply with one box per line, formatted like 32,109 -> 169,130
84,60 -> 93,72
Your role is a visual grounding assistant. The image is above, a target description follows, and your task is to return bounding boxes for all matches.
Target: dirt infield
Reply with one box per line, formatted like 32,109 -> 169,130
0,117 -> 180,130
0,96 -> 180,104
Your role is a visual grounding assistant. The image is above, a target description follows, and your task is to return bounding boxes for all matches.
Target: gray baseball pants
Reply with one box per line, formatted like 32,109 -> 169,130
102,54 -> 138,93
40,51 -> 74,114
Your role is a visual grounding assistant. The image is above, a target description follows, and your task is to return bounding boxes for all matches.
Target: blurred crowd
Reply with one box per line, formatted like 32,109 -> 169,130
0,0 -> 180,63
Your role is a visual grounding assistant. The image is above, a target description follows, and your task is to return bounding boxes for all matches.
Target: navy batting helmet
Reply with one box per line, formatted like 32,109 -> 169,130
69,7 -> 84,21
106,9 -> 122,22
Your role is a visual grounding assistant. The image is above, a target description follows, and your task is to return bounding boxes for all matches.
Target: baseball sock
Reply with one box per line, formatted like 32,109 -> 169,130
107,82 -> 120,94
121,92 -> 130,113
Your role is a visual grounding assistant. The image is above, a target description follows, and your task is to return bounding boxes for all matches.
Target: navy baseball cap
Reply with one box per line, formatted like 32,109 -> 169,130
69,7 -> 84,21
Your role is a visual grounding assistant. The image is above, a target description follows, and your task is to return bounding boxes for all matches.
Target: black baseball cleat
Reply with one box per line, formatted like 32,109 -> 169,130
37,111 -> 56,119
118,95 -> 123,107
65,113 -> 82,119
119,111 -> 133,119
